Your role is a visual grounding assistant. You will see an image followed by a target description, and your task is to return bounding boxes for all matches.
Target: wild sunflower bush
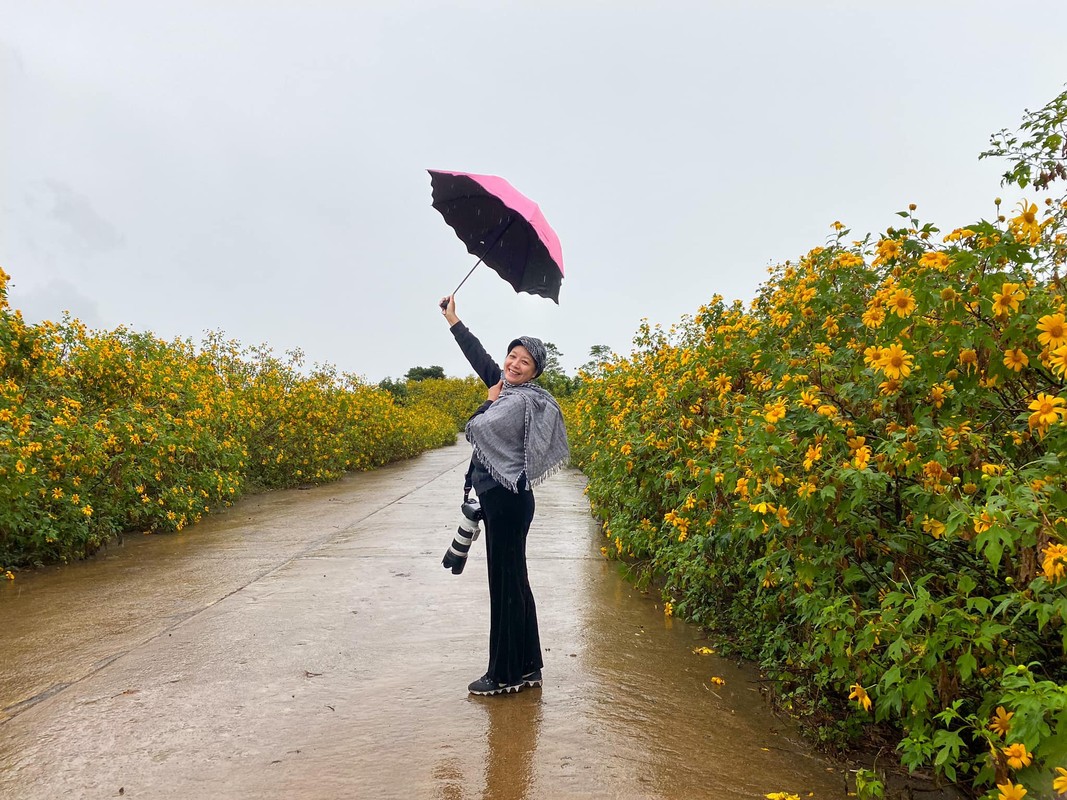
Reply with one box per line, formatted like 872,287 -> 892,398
569,90 -> 1067,796
0,276 -> 461,569
404,373 -> 487,432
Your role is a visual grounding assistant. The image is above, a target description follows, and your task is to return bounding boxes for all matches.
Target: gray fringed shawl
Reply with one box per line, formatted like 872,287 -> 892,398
466,382 -> 569,493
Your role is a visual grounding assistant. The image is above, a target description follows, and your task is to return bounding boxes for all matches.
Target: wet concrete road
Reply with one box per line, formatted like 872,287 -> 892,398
1,439 -> 850,799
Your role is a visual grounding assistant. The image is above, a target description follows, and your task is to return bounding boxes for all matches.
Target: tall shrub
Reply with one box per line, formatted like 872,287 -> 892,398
0,277 -> 460,568
570,90 -> 1067,795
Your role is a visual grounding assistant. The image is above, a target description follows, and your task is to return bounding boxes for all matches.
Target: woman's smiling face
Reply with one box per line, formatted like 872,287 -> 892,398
504,345 -> 537,384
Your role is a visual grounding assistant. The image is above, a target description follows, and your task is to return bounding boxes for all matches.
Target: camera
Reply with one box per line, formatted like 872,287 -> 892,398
442,498 -> 484,575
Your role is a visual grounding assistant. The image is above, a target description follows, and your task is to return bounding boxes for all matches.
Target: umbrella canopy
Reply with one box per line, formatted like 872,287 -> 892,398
428,170 -> 564,303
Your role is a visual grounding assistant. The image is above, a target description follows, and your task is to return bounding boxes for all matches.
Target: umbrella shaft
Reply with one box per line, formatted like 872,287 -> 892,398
451,216 -> 514,296
451,258 -> 483,296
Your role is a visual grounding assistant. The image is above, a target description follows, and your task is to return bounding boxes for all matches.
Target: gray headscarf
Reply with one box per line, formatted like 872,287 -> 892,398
508,336 -> 548,377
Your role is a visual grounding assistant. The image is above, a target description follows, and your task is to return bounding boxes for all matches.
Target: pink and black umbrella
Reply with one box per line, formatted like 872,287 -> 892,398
428,170 -> 564,304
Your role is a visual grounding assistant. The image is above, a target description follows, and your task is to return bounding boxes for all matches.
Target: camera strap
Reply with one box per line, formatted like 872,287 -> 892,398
463,458 -> 475,503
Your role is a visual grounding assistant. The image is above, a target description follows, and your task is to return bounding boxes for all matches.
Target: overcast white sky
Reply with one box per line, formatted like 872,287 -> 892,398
3,1 -> 1066,382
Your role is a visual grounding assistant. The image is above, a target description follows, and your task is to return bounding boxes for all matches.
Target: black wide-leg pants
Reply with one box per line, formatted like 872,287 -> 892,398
481,485 -> 542,686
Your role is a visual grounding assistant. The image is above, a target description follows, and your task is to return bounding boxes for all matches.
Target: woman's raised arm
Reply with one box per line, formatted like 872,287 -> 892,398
441,295 -> 502,388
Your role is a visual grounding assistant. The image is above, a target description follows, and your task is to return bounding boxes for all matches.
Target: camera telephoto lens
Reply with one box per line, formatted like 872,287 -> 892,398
442,499 -> 483,575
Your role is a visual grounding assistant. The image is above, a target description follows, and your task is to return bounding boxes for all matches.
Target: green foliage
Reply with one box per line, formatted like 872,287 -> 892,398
378,376 -> 408,401
541,341 -> 564,374
405,365 -> 446,381
536,342 -> 580,398
854,768 -> 885,800
537,369 -> 578,398
579,344 -> 614,380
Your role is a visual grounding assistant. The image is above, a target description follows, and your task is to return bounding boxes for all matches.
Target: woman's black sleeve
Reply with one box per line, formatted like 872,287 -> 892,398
450,321 -> 502,388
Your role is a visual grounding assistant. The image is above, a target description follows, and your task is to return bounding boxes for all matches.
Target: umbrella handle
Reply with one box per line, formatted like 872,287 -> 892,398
438,261 -> 482,310
442,216 -> 515,305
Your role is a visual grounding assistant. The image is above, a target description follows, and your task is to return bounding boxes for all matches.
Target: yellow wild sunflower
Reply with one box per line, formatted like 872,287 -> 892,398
997,783 -> 1027,800
930,383 -> 952,408
1042,542 -> 1067,583
974,511 -> 996,535
1041,313 -> 1067,349
1050,344 -> 1067,377
848,683 -> 872,712
1002,348 -> 1029,371
878,379 -> 901,396
877,344 -> 914,379
944,227 -> 977,243
988,706 -> 1013,737
852,446 -> 872,471
921,517 -> 946,539
1009,199 -> 1042,245
919,251 -> 951,271
992,282 -> 1025,316
1002,743 -> 1032,769
1053,768 -> 1067,795
763,400 -> 787,424
862,305 -> 886,329
959,348 -> 979,373
886,288 -> 917,318
1029,392 -> 1067,434
941,286 -> 961,304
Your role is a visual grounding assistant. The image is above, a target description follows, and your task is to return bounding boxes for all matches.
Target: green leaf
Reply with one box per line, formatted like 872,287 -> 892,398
957,650 -> 977,681
904,675 -> 934,710
967,596 -> 992,615
886,638 -> 909,663
976,525 -> 1011,570
956,574 -> 977,596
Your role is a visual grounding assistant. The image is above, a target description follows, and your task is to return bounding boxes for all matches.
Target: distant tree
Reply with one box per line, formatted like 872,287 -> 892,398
579,344 -> 613,378
378,376 -> 408,401
536,342 -> 577,397
980,85 -> 1067,192
405,365 -> 445,382
541,342 -> 564,374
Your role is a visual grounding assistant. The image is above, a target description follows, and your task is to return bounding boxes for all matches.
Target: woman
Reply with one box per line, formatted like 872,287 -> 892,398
440,295 -> 569,696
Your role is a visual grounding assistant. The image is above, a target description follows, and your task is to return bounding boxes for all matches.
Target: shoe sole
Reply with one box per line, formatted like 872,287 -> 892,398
522,677 -> 543,688
469,683 -> 523,696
